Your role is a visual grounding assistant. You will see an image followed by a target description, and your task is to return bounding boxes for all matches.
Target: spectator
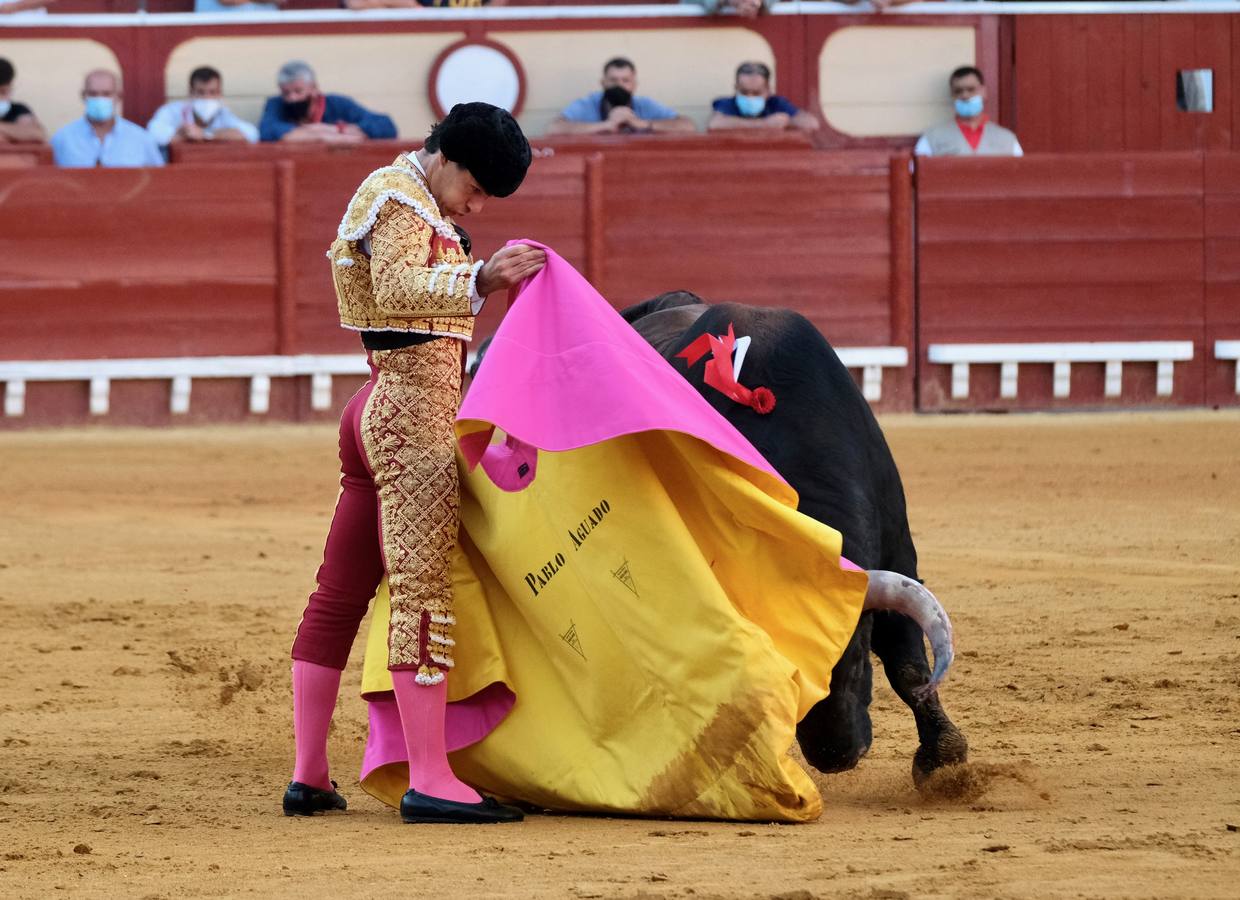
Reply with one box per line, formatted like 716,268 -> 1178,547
681,0 -> 771,19
545,58 -> 695,136
194,0 -> 282,13
51,70 -> 163,168
914,66 -> 1022,157
148,66 -> 258,151
0,57 -> 46,144
259,60 -> 397,143
708,62 -> 819,134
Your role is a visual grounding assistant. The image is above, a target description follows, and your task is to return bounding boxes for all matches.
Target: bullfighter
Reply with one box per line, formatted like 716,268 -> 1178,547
283,102 -> 546,824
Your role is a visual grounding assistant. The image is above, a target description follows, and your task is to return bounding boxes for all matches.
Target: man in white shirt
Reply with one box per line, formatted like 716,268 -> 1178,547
147,66 -> 258,151
915,66 -> 1023,158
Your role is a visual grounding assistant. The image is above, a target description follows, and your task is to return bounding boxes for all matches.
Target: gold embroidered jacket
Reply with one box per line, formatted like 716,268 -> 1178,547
329,155 -> 480,339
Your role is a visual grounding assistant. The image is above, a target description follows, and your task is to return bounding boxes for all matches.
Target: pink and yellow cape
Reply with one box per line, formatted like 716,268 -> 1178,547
357,244 -> 867,822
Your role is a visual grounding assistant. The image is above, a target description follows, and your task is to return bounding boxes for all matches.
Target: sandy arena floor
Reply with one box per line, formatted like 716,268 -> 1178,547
1,411 -> 1238,899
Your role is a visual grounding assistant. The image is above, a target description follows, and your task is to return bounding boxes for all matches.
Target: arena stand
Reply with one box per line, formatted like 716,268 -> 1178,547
1,3 -> 1239,426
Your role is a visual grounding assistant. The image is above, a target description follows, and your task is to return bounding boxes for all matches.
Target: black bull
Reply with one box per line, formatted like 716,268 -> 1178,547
473,292 -> 967,785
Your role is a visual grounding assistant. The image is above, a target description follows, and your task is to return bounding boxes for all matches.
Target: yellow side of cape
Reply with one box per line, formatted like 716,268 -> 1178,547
360,430 -> 867,822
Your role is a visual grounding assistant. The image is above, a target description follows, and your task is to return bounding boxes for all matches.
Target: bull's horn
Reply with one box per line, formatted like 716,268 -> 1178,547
862,570 -> 954,696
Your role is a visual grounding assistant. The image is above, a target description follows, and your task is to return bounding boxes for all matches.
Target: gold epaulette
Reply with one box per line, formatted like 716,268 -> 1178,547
337,156 -> 460,247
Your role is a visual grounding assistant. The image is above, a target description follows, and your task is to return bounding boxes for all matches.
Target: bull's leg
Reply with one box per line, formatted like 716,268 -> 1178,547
796,616 -> 874,773
869,610 -> 968,785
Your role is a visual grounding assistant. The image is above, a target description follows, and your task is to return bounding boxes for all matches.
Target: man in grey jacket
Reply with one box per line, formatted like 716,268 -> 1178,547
915,66 -> 1023,157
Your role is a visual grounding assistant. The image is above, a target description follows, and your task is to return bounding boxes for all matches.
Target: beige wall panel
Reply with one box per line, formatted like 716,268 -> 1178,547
168,34 -> 465,140
2,41 -> 121,135
495,30 -> 775,136
819,26 -> 975,137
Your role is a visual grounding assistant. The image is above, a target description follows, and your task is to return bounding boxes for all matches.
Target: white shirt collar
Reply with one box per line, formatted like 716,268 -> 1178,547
404,151 -> 428,178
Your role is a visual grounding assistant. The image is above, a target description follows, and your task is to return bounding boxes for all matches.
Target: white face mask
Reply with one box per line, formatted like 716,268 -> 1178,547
191,98 -> 222,124
0,100 -> 11,119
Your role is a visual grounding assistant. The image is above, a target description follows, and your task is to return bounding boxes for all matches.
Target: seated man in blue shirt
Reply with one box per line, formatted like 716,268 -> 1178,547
259,60 -> 397,143
708,61 -> 819,134
51,70 -> 164,168
545,57 -> 695,137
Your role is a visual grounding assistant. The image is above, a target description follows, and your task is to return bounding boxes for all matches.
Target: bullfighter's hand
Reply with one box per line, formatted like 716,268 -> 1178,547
477,244 -> 547,296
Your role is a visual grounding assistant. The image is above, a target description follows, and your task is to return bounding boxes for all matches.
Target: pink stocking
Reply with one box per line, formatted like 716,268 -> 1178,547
291,659 -> 341,792
391,672 -> 481,803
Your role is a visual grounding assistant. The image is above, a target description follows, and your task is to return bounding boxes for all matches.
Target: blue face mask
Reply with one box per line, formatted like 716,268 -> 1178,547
735,94 -> 766,118
84,96 -> 115,123
954,95 -> 984,118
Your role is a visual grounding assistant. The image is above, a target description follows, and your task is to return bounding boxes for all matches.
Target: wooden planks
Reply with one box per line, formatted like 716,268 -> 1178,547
0,165 -> 278,360
595,150 -> 896,347
1014,15 -> 1235,153
917,154 -> 1208,410
1205,154 -> 1240,405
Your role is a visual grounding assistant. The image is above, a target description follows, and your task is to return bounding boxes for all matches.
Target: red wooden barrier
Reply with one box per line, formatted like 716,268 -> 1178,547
0,164 -> 278,361
1012,15 -> 1239,154
916,153 -> 1208,411
0,145 -> 51,167
1205,154 -> 1240,406
595,150 -> 899,320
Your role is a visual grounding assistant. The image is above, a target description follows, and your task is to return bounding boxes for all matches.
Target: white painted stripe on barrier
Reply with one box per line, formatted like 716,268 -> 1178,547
170,375 -> 192,415
1156,360 -> 1175,397
250,375 -> 271,415
311,373 -> 334,411
999,361 -> 1018,399
835,347 -> 909,369
927,342 -> 1194,365
837,347 -> 907,403
1217,341 -> 1240,395
0,346 -> 909,418
1052,361 -> 1071,399
89,377 -> 110,416
951,363 -> 969,400
862,366 -> 882,402
929,341 -> 1195,401
5,380 -> 25,418
1104,361 -> 1123,398
0,354 -> 371,382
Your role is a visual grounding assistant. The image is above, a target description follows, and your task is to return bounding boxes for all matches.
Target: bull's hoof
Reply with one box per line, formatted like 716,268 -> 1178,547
800,740 -> 871,775
911,725 -> 969,790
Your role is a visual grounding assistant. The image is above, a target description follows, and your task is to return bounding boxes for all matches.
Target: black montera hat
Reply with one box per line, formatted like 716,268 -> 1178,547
430,102 -> 531,198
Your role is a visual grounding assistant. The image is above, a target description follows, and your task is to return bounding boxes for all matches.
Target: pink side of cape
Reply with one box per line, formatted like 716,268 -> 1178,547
457,241 -> 786,488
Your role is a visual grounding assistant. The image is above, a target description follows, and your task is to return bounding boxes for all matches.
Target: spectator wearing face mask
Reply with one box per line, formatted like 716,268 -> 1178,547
51,70 -> 164,168
259,60 -> 397,143
147,66 -> 258,151
914,66 -> 1022,157
0,57 -> 46,144
545,57 -> 695,136
708,62 -> 819,134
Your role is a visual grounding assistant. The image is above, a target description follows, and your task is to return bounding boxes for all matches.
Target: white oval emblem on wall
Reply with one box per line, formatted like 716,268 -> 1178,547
431,41 -> 525,118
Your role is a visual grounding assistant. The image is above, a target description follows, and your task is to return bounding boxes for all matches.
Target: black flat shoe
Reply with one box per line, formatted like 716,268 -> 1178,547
399,788 -> 524,824
283,780 -> 347,816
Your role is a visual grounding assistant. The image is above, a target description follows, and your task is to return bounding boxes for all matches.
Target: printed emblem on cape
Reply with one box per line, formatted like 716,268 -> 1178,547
612,557 -> 638,597
560,620 -> 586,661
